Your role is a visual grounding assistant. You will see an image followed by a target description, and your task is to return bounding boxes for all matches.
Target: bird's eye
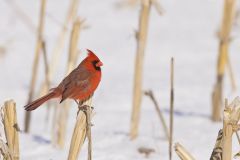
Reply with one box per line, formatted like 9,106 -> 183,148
92,60 -> 101,71
92,60 -> 99,66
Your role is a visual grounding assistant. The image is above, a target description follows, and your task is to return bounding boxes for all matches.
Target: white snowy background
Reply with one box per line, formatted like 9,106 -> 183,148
0,0 -> 240,159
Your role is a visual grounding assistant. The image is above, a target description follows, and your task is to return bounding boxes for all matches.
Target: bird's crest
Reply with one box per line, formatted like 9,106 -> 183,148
86,49 -> 100,60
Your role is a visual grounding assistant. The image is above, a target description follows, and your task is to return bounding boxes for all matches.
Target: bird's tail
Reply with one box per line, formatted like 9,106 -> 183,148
24,91 -> 58,111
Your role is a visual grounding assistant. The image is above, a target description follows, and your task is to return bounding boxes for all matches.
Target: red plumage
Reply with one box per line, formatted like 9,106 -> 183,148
24,49 -> 103,111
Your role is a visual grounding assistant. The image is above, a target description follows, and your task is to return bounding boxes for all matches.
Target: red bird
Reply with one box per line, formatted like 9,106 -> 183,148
24,49 -> 103,111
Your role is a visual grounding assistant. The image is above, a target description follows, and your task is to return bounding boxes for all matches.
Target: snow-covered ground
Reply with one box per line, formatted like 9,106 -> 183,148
1,0 -> 240,159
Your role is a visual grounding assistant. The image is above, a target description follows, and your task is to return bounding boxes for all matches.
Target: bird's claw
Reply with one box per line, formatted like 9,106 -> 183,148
77,105 -> 94,116
77,105 -> 86,115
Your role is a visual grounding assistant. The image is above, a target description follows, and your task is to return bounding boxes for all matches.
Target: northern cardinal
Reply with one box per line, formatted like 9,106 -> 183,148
24,49 -> 103,111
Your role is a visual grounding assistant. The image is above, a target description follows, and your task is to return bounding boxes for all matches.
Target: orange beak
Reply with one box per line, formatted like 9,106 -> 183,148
96,61 -> 103,67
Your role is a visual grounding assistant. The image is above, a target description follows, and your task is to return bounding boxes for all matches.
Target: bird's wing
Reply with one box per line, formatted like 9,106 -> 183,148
60,67 -> 91,103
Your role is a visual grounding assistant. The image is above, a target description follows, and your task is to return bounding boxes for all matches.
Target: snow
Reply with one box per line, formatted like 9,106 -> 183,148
0,0 -> 240,159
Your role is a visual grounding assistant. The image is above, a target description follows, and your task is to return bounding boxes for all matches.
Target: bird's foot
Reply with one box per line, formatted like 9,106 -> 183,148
77,105 -> 87,115
77,105 -> 94,115
78,105 -> 88,111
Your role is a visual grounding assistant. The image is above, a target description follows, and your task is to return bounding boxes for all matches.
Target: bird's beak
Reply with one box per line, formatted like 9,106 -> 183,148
96,61 -> 103,67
